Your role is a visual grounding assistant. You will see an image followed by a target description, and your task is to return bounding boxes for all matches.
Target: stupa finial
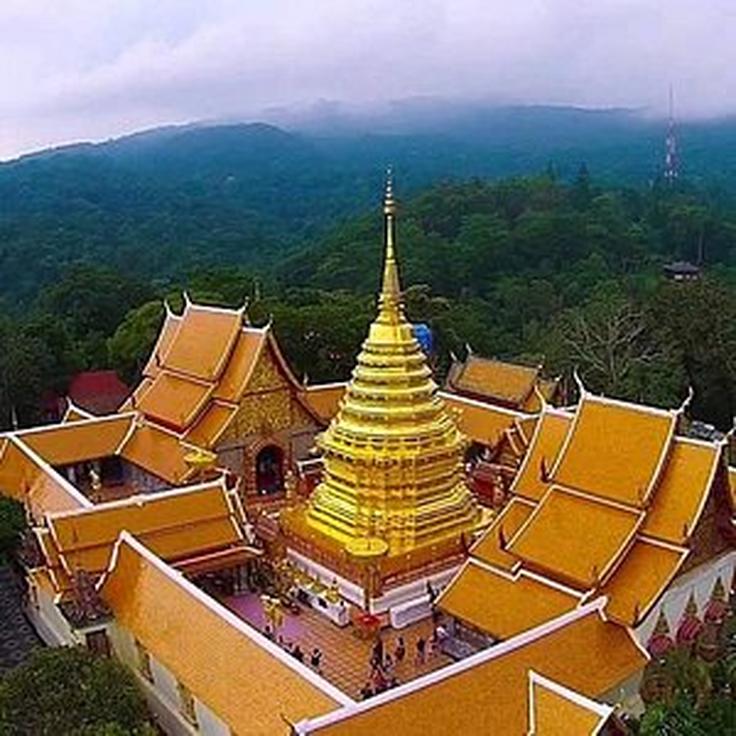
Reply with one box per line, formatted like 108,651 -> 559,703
379,166 -> 402,319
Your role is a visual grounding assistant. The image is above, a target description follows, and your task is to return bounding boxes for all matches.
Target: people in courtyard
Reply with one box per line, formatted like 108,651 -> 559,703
383,652 -> 394,675
394,636 -> 406,663
310,647 -> 323,673
359,682 -> 374,700
416,636 -> 426,664
292,644 -> 304,663
370,635 -> 384,670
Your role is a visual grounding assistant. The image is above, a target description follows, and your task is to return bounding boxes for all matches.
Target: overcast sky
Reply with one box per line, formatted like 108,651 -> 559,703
0,0 -> 734,159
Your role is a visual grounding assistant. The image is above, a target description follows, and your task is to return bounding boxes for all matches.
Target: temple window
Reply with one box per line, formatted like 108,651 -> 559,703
134,639 -> 153,682
85,629 -> 111,657
177,680 -> 198,726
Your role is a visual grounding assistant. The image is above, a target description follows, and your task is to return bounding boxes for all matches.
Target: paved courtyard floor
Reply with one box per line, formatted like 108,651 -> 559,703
0,566 -> 41,674
223,591 -> 452,699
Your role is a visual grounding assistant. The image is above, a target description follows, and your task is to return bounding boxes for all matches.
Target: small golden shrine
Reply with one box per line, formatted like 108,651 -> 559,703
284,174 -> 479,593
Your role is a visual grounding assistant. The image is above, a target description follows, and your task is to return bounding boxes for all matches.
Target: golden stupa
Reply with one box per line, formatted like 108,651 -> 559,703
306,173 -> 479,556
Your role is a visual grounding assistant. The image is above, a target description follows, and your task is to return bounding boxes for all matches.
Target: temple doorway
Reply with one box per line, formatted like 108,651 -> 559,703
256,445 -> 284,495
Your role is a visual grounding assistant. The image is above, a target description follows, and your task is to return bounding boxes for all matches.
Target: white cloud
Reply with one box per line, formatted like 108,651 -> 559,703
0,0 -> 734,157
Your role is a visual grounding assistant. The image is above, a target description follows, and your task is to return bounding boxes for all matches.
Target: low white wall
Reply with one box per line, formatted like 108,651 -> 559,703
26,583 -> 76,646
287,547 -> 458,616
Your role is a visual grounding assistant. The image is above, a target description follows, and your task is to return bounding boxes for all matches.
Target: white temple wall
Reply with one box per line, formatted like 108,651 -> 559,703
194,701 -> 230,736
26,583 -> 76,646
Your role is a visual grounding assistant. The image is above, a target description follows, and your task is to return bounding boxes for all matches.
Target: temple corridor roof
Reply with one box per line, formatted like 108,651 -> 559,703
40,479 -> 247,592
99,533 -> 344,734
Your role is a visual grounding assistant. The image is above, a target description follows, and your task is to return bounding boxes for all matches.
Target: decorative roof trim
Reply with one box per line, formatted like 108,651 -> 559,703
304,382 -> 349,392
61,399 -> 95,423
293,598 -> 611,734
437,390 -> 528,418
13,411 -> 137,438
99,532 -> 352,706
45,476 -> 228,520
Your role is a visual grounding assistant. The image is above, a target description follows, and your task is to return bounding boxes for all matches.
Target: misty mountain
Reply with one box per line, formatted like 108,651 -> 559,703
2,105 -> 736,303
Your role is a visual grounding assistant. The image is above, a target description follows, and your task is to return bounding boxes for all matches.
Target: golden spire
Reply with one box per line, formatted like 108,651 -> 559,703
304,172 -> 479,556
378,167 -> 403,324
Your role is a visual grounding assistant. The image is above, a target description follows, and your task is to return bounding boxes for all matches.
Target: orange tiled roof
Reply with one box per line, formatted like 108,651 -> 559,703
212,328 -> 267,403
296,601 -> 645,736
18,414 -> 134,467
601,537 -> 688,626
135,371 -> 212,430
45,480 -> 244,584
438,561 -> 581,639
471,497 -> 536,570
100,534 -> 343,734
440,392 -> 526,447
184,402 -> 238,448
449,355 -> 541,405
508,486 -> 644,589
162,302 -> 243,382
529,671 -> 612,735
118,422 -> 194,485
0,436 -> 90,519
302,383 -> 347,423
448,387 -> 723,642
511,410 -> 572,501
551,394 -> 676,507
643,439 -> 721,545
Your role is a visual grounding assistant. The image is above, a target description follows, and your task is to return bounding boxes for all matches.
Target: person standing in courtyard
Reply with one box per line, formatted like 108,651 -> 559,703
415,636 -> 426,665
394,636 -> 405,664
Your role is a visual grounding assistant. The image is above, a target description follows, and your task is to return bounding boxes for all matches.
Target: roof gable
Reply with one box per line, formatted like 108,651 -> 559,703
161,302 -> 243,382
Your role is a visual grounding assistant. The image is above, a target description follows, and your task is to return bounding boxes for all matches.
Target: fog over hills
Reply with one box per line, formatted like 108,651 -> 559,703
2,103 -> 736,302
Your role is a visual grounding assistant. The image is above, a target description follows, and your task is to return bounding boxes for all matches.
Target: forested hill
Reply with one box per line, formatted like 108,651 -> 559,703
3,106 -> 736,302
3,171 -> 736,434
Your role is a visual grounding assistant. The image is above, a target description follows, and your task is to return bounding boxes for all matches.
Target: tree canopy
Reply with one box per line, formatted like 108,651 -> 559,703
0,647 -> 154,736
4,173 -> 736,431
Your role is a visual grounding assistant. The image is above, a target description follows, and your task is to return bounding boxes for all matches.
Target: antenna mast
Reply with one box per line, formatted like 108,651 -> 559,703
664,85 -> 679,185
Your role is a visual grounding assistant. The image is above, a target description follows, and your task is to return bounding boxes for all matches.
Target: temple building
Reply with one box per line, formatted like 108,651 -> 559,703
436,384 -> 736,696
122,298 -> 324,500
281,178 -> 480,619
1,177 -> 736,734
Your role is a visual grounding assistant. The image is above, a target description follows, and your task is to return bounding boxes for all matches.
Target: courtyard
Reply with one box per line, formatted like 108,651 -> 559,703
222,591 -> 453,698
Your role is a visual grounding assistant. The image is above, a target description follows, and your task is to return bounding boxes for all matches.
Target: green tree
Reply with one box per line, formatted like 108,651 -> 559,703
0,647 -> 154,736
0,497 -> 25,562
107,301 -> 165,385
